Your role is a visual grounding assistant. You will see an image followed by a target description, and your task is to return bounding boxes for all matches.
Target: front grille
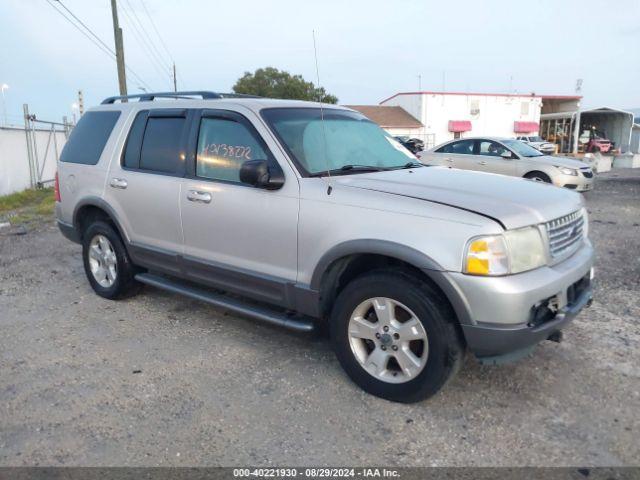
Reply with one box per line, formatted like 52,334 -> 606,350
546,210 -> 585,259
582,169 -> 593,178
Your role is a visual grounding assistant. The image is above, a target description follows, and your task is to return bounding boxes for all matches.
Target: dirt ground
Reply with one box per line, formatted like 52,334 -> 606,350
1,169 -> 639,467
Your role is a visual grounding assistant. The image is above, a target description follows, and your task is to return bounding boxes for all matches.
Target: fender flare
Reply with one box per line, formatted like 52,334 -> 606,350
73,196 -> 130,244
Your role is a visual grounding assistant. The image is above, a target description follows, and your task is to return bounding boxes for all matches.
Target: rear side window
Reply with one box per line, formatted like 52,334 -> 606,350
60,111 -> 120,165
122,109 -> 187,175
140,117 -> 186,173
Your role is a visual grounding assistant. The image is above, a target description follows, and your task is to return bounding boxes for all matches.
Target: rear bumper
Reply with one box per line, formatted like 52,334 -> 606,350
57,219 -> 81,244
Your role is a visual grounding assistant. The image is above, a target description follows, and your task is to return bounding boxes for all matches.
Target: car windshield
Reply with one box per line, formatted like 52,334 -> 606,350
529,136 -> 544,142
261,108 -> 417,175
503,139 -> 544,157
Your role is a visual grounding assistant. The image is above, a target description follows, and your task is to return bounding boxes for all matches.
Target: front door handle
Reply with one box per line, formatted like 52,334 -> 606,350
445,158 -> 453,162
110,178 -> 128,189
478,161 -> 488,166
187,190 -> 212,204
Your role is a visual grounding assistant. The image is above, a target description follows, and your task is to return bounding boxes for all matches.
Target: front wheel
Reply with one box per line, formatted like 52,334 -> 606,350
330,271 -> 464,403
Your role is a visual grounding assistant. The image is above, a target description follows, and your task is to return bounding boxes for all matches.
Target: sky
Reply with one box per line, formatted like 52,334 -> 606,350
1,0 -> 639,125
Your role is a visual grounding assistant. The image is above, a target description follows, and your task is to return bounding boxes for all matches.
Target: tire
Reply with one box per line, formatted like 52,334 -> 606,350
524,171 -> 552,183
330,270 -> 464,403
82,220 -> 141,299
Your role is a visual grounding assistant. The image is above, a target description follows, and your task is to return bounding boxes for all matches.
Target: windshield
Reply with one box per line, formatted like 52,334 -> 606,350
503,139 -> 544,157
261,108 -> 417,175
529,136 -> 544,142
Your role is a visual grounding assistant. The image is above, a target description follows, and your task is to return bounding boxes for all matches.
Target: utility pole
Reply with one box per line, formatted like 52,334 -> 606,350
173,63 -> 177,92
572,79 -> 583,155
110,0 -> 128,97
77,90 -> 84,115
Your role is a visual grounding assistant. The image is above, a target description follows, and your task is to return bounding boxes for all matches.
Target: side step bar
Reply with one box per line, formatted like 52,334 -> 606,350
135,273 -> 315,333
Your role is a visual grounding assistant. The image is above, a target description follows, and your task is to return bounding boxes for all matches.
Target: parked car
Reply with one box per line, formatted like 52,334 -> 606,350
419,137 -> 594,192
516,135 -> 555,155
580,128 -> 612,153
394,136 -> 424,154
55,92 -> 594,403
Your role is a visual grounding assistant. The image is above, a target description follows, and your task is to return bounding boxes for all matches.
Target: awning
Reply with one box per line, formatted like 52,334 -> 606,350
514,121 -> 539,133
448,120 -> 472,132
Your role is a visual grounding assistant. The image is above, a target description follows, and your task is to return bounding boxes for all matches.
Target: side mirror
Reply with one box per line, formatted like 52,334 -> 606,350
501,151 -> 513,159
239,159 -> 284,190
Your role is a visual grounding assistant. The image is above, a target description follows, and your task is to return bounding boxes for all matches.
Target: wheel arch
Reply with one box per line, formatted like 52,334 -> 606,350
73,196 -> 129,244
310,240 -> 472,327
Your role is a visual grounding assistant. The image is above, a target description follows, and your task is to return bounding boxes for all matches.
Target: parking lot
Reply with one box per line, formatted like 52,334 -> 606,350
1,169 -> 638,467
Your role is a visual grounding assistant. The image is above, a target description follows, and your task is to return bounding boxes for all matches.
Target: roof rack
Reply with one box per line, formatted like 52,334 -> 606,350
101,91 -> 220,104
100,91 -> 261,105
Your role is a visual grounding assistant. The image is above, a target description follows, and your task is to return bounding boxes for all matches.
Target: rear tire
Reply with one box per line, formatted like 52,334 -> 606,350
82,221 -> 141,299
524,171 -> 552,183
330,271 -> 464,403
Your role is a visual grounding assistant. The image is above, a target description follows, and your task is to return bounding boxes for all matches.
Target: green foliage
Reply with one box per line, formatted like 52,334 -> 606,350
0,187 -> 55,225
233,67 -> 338,104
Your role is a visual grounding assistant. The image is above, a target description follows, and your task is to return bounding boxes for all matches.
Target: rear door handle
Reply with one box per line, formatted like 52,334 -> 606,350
187,190 -> 212,204
478,161 -> 488,166
445,158 -> 454,162
110,178 -> 128,189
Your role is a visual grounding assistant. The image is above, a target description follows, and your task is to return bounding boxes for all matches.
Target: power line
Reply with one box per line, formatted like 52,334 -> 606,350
120,0 -> 172,73
45,0 -> 153,91
138,0 -> 173,62
118,0 -> 171,85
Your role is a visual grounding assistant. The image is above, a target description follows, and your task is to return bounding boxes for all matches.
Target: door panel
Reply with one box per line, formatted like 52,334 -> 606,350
474,140 -> 517,176
104,109 -> 188,269
180,109 -> 299,297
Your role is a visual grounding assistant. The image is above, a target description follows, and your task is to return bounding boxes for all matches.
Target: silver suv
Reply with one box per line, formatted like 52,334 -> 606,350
56,91 -> 594,403
419,137 -> 594,192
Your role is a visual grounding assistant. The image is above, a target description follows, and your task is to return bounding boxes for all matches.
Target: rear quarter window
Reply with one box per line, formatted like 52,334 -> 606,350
59,111 -> 121,165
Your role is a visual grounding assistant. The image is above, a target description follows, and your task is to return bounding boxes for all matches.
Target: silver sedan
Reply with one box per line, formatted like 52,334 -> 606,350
419,137 -> 594,192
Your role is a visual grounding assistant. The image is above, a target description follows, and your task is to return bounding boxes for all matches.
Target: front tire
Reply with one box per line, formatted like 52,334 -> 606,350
82,221 -> 140,299
330,271 -> 464,403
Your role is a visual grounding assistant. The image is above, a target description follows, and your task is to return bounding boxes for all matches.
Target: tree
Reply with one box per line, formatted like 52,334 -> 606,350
232,67 -> 338,104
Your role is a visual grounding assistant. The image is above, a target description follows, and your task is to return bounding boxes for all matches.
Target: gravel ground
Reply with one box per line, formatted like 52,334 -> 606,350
1,169 -> 639,467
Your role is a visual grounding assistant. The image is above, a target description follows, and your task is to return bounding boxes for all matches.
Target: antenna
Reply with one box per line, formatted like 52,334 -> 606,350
312,29 -> 332,194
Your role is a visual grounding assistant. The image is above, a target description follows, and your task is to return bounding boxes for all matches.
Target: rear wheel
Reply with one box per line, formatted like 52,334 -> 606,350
330,271 -> 464,403
82,221 -> 140,299
524,171 -> 552,183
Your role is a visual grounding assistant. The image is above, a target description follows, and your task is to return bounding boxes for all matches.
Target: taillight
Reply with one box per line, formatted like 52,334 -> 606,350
54,171 -> 61,202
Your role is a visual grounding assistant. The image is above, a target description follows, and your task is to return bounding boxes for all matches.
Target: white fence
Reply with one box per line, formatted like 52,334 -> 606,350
0,124 -> 68,197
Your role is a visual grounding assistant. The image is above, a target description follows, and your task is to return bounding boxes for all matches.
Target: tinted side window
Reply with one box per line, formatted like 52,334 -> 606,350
60,111 -> 120,165
122,111 -> 148,169
139,117 -> 186,173
196,117 -> 267,183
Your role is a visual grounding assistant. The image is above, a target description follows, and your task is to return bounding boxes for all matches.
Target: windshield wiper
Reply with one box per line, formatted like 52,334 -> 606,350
392,161 -> 424,169
339,164 -> 387,172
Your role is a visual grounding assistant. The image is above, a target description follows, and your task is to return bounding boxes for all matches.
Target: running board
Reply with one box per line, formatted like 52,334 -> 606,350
135,273 -> 315,333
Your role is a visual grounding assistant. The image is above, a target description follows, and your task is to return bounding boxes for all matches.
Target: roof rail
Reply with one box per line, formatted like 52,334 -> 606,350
101,91 -> 222,104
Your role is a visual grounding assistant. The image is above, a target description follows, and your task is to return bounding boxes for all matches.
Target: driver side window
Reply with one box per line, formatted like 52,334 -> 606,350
478,140 -> 509,157
196,117 -> 267,182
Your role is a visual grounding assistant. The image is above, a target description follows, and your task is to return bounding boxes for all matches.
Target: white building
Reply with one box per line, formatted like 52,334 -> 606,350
380,91 -> 543,147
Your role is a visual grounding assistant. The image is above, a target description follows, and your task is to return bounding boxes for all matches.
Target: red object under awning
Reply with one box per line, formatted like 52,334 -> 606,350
448,120 -> 472,132
514,121 -> 539,133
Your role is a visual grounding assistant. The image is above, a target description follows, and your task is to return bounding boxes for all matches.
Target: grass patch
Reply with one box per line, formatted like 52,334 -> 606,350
0,188 -> 55,226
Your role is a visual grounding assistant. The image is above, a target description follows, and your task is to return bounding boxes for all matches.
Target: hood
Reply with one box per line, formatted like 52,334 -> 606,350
332,167 -> 584,230
526,155 -> 590,169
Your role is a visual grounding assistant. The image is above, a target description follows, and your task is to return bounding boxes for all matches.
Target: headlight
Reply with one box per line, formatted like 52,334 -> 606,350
464,227 -> 546,276
557,166 -> 577,176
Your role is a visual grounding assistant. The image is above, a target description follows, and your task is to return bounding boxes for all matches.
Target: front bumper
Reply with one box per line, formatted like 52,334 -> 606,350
553,172 -> 594,192
443,242 -> 594,360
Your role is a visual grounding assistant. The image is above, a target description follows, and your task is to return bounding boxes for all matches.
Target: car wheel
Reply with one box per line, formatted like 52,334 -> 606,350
524,171 -> 552,183
82,220 -> 141,299
330,271 -> 464,403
